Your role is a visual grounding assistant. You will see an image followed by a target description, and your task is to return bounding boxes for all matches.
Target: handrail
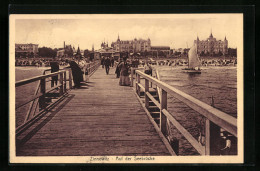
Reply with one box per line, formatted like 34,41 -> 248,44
16,61 -> 100,128
16,68 -> 73,127
136,70 -> 237,136
16,70 -> 66,87
154,69 -> 162,102
135,69 -> 237,155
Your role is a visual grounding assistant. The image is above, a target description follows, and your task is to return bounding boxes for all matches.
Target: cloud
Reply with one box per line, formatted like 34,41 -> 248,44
15,14 -> 242,50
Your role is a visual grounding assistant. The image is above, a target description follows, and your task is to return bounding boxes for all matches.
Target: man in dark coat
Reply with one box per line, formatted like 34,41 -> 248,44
101,57 -> 105,68
69,61 -> 83,88
104,57 -> 111,75
50,58 -> 60,87
110,57 -> 114,67
115,58 -> 123,78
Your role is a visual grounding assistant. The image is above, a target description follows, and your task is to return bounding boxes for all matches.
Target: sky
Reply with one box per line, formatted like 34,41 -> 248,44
14,14 -> 243,50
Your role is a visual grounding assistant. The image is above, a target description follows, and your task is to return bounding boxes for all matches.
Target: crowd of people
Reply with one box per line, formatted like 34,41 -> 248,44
100,56 -> 132,86
46,55 -> 237,89
15,58 -> 70,67
100,56 -> 153,86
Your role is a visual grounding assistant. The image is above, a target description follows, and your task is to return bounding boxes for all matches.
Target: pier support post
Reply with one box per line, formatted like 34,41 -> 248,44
59,73 -> 64,96
145,79 -> 149,108
39,78 -> 46,110
64,71 -> 67,92
69,69 -> 72,89
160,89 -> 167,136
205,118 -> 210,155
210,122 -> 221,155
150,70 -> 152,88
130,67 -> 134,87
136,74 -> 140,96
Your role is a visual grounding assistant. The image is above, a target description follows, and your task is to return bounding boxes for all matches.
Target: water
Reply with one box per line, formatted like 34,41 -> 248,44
15,67 -> 49,127
157,66 -> 237,116
156,65 -> 237,155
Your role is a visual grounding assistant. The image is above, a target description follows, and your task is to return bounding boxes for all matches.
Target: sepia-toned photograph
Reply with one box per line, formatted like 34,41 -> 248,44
9,14 -> 243,163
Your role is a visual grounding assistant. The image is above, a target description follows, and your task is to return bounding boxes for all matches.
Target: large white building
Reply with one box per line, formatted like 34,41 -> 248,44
111,35 -> 151,53
15,43 -> 38,57
194,31 -> 228,56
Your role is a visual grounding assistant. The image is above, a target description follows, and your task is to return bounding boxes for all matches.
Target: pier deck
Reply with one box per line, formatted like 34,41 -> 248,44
16,67 -> 171,156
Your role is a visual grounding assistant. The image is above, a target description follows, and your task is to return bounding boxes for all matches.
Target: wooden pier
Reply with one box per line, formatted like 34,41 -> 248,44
15,61 -> 237,156
16,66 -> 171,156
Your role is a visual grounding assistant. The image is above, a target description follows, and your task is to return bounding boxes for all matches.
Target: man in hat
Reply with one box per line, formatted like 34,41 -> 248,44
50,57 -> 60,87
104,57 -> 111,75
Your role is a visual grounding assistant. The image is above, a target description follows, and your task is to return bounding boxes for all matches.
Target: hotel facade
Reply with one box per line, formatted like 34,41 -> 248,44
111,35 -> 171,56
111,35 -> 151,53
194,32 -> 228,56
15,43 -> 39,57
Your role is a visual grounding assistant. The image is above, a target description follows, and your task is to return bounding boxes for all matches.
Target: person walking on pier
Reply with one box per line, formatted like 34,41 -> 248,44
115,58 -> 123,78
111,57 -> 114,67
69,60 -> 83,88
144,62 -> 152,76
119,57 -> 130,86
104,57 -> 111,75
50,57 -> 59,87
101,56 -> 105,68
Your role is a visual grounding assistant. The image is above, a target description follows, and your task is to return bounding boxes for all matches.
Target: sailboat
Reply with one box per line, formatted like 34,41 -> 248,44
182,45 -> 201,74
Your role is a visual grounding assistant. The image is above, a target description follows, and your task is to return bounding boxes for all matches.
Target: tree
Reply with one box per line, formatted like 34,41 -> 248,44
84,49 -> 90,57
38,47 -> 57,57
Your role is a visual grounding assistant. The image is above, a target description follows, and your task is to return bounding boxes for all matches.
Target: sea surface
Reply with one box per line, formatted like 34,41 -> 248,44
15,67 -> 50,128
15,65 -> 237,155
156,65 -> 237,155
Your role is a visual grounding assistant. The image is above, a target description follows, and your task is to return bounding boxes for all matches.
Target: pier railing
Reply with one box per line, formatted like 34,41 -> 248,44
15,61 -> 100,134
15,69 -> 72,134
84,61 -> 101,77
135,69 -> 237,155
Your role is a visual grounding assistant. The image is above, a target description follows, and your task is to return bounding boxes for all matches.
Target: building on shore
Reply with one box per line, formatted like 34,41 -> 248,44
94,46 -> 120,60
228,48 -> 237,57
150,46 -> 171,56
194,31 -> 228,56
15,43 -> 39,57
110,35 -> 171,57
57,41 -> 75,57
111,35 -> 151,53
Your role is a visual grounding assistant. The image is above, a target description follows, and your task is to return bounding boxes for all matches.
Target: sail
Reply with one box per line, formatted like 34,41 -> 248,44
188,45 -> 200,69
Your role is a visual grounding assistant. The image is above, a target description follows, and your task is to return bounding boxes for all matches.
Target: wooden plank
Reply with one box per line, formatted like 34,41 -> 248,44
205,118 -> 210,155
160,89 -> 167,136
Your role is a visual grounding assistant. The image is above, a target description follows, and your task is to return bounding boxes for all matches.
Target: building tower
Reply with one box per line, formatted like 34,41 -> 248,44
64,41 -> 66,49
76,45 -> 81,58
223,35 -> 228,55
92,44 -> 94,52
117,34 -> 120,42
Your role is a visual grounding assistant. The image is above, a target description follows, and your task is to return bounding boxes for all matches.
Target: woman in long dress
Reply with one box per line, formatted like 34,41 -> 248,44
69,60 -> 83,88
119,58 -> 130,86
115,59 -> 123,78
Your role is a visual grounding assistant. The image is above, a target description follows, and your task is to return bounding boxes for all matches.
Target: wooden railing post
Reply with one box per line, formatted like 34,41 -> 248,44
69,69 -> 72,89
130,67 -> 134,87
136,73 -> 140,96
64,71 -> 67,92
59,73 -> 64,96
150,70 -> 153,88
83,67 -> 86,81
39,78 -> 46,110
160,89 -> 167,136
145,78 -> 149,108
205,118 -> 210,155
